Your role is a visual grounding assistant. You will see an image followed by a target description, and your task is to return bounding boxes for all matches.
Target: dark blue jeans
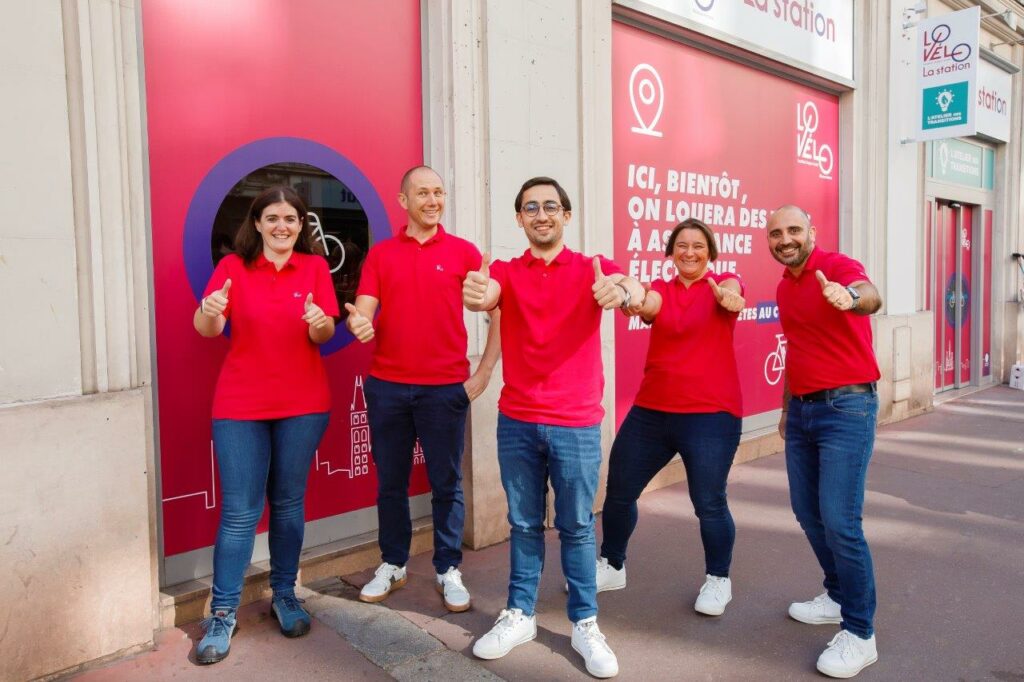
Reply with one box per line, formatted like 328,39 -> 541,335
497,414 -> 603,622
601,407 -> 741,577
364,376 -> 469,573
786,391 -> 879,638
210,412 -> 329,610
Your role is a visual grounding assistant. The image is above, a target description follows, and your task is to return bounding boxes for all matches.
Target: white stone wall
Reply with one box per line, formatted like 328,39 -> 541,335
0,1 -> 82,402
0,1 -> 156,678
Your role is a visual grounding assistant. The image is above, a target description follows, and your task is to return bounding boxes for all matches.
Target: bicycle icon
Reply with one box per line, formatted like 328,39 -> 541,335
764,333 -> 787,386
308,211 -> 345,274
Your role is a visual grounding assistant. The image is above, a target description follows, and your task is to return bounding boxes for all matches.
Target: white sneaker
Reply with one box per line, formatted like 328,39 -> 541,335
693,574 -> 732,616
472,608 -> 537,659
816,630 -> 878,678
564,557 -> 627,594
435,566 -> 471,612
572,617 -> 619,678
358,563 -> 407,603
788,592 -> 843,625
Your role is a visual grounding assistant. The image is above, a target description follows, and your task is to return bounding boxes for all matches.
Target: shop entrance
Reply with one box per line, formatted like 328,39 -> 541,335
926,200 -> 994,393
930,201 -> 972,391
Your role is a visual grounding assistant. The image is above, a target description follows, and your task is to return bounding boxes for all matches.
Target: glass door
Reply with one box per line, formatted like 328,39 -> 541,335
930,201 -> 973,392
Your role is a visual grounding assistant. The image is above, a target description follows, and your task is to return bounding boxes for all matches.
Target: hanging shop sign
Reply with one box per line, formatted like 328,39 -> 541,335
612,22 -> 840,424
616,0 -> 855,83
917,6 -> 980,141
975,57 -> 1013,143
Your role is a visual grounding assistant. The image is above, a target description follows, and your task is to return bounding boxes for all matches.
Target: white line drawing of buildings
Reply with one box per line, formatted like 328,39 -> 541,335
349,375 -> 372,476
161,441 -> 217,510
315,375 -> 373,479
312,375 -> 427,479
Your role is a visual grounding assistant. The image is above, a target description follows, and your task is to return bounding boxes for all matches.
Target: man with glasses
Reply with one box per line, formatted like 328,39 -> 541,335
462,176 -> 645,679
346,165 -> 500,613
766,205 -> 882,679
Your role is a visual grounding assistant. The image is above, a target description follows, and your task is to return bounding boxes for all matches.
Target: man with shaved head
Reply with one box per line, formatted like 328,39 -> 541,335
347,165 -> 500,612
766,205 -> 882,678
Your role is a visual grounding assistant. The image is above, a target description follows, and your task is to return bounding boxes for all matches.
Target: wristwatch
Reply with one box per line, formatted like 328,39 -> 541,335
844,285 -> 861,310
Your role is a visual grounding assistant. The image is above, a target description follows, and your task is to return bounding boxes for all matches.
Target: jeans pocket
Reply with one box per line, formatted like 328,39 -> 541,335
828,392 -> 874,417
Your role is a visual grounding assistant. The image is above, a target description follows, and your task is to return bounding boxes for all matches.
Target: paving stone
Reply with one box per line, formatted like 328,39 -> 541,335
390,649 -> 506,682
300,581 -> 445,670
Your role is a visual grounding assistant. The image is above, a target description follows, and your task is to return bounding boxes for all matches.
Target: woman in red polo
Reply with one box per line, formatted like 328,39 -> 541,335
598,218 -> 745,617
192,186 -> 338,664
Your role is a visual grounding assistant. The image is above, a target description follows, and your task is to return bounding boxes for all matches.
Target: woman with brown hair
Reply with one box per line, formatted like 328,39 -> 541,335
598,217 -> 746,617
192,185 -> 338,663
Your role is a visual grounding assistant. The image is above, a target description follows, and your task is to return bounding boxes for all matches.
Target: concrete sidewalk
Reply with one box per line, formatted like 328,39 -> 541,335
70,386 -> 1024,681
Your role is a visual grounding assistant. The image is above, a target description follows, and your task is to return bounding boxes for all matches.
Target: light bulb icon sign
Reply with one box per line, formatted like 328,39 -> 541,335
629,63 -> 664,138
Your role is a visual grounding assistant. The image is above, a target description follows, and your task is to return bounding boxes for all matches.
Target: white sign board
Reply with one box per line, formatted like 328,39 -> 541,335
976,58 -> 1013,142
619,0 -> 855,83
916,6 -> 979,141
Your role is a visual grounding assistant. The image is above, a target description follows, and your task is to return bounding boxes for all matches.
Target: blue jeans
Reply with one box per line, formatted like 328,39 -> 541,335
601,407 -> 740,576
786,391 -> 879,638
364,376 -> 469,573
497,413 -> 602,622
210,412 -> 329,610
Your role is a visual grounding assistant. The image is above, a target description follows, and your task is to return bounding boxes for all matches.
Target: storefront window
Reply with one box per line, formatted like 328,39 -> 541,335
211,162 -> 369,310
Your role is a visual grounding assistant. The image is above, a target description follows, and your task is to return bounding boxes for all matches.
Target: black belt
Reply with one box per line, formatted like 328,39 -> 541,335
795,382 -> 876,402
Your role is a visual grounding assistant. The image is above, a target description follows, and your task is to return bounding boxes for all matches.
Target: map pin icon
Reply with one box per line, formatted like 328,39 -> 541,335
629,63 -> 664,138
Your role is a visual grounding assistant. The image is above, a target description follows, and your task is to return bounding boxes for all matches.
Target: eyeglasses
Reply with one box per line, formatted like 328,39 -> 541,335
521,201 -> 563,217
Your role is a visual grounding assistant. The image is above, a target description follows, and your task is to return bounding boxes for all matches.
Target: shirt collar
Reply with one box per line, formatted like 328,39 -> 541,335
522,245 -> 574,267
397,223 -> 447,245
255,252 -> 299,270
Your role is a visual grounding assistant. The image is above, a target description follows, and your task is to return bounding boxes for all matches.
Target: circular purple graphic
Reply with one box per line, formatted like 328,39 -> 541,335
183,137 -> 390,354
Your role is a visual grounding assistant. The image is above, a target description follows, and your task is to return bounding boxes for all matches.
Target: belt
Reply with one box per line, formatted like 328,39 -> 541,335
795,382 -> 877,402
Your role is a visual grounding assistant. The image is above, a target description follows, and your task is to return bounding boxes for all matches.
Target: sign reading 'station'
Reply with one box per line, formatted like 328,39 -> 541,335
916,6 -> 979,141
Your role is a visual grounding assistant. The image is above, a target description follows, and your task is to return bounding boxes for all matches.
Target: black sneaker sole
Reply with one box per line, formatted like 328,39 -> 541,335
277,619 -> 311,638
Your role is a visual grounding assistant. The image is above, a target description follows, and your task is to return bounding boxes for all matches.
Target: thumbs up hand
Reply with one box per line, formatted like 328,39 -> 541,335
201,278 -> 231,317
708,277 -> 745,313
345,302 -> 374,342
816,270 -> 854,311
463,253 -> 491,308
302,293 -> 330,330
592,257 -> 624,310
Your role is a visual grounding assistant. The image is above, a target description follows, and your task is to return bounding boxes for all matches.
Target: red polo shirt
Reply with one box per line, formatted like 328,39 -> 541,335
634,272 -> 743,416
357,224 -> 481,384
490,248 -> 622,427
776,247 -> 880,396
203,252 -> 340,420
